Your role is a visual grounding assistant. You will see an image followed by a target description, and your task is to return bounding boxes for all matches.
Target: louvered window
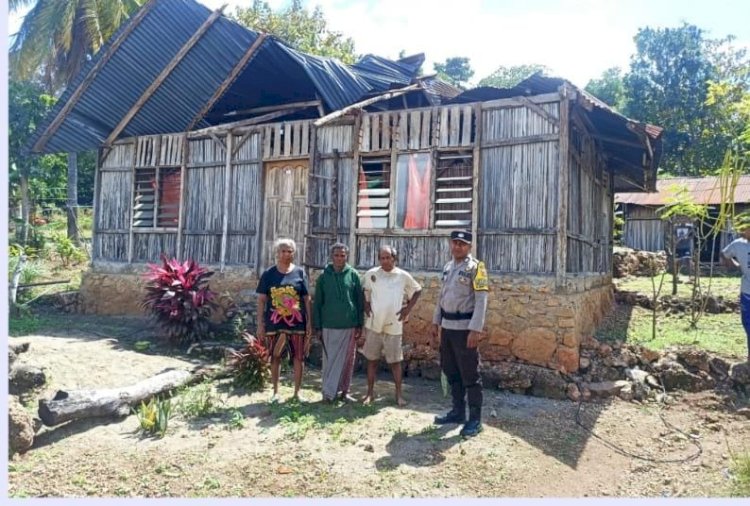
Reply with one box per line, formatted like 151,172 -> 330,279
357,156 -> 391,229
434,152 -> 473,228
133,166 -> 181,228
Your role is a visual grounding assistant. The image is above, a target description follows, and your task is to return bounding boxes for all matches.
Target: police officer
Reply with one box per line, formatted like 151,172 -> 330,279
430,230 -> 489,437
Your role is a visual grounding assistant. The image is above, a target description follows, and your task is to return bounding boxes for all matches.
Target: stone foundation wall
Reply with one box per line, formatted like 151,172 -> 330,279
79,266 -> 612,373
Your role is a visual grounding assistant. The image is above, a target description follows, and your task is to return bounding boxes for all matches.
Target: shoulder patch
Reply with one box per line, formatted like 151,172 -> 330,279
473,261 -> 489,291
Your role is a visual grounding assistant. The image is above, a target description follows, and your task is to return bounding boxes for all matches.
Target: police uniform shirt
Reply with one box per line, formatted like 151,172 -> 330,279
432,254 -> 489,332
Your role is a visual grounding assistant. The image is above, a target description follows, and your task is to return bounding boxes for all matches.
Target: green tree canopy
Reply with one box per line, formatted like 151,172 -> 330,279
623,23 -> 750,176
232,0 -> 357,64
433,56 -> 474,88
478,64 -> 550,88
10,0 -> 144,92
584,67 -> 626,111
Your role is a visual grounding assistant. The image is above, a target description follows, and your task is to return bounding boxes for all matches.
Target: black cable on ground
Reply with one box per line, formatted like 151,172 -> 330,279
571,377 -> 702,464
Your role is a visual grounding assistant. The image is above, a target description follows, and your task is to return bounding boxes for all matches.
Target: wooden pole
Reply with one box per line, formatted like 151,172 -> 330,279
556,85 -> 571,290
314,84 -> 420,127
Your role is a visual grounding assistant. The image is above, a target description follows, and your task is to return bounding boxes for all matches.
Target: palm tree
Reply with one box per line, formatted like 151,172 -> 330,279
10,0 -> 144,243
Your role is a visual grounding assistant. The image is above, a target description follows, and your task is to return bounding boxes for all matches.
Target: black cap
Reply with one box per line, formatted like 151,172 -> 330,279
450,230 -> 472,244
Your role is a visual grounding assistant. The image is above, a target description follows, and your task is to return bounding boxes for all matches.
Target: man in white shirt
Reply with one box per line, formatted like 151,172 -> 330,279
721,215 -> 750,363
359,245 -> 422,406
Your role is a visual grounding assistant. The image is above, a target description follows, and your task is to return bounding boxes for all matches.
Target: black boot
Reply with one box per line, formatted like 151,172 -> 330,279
460,406 -> 483,437
434,408 -> 466,424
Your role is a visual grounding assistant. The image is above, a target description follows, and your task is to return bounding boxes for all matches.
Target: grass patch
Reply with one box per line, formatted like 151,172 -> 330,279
175,381 -> 221,419
731,453 -> 750,497
596,305 -> 747,358
616,274 -> 739,299
267,396 -> 378,442
9,311 -> 68,336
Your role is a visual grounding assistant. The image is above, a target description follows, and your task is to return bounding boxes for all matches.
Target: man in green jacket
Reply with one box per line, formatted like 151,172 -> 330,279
313,243 -> 364,402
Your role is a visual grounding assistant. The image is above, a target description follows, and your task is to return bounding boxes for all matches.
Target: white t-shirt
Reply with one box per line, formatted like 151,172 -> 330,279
362,266 -> 422,335
722,238 -> 750,294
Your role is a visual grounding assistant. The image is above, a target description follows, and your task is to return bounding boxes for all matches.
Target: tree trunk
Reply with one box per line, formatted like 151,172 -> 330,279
18,174 -> 30,245
36,366 -> 231,427
67,151 -> 79,245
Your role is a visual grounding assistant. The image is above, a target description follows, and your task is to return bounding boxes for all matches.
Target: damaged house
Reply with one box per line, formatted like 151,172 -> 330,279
29,0 -> 663,373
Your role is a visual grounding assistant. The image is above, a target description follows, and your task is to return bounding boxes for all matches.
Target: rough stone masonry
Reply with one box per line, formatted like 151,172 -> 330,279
79,269 -> 613,375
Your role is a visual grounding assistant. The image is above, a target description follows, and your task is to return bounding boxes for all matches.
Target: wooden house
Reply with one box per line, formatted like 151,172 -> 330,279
30,0 -> 663,373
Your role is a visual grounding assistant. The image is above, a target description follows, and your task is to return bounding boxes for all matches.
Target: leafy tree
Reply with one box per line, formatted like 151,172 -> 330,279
9,79 -> 67,243
232,0 -> 356,63
585,67 -> 626,110
10,0 -> 145,243
478,64 -> 550,88
623,23 -> 750,176
433,57 -> 474,88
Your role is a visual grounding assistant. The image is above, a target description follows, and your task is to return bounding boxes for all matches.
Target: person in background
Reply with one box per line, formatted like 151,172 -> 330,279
361,245 -> 422,406
430,230 -> 489,438
256,238 -> 312,402
720,215 -> 750,363
313,243 -> 364,402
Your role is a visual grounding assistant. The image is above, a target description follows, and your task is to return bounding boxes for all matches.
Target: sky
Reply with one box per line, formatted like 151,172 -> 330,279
6,0 -> 750,88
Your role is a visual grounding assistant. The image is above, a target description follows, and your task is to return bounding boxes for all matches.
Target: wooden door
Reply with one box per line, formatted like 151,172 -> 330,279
261,159 -> 309,268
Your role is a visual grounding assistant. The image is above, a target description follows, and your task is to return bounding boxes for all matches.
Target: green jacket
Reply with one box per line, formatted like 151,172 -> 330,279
313,263 -> 364,329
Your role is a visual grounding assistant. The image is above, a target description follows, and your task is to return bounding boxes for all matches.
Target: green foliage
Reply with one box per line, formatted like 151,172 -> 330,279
175,382 -> 220,419
51,232 -> 87,267
623,23 -> 750,176
10,0 -> 145,90
730,452 -> 750,497
478,64 -> 550,88
227,333 -> 270,392
434,57 -> 475,88
134,396 -> 172,438
584,67 -> 626,110
232,0 -> 356,63
225,408 -> 245,430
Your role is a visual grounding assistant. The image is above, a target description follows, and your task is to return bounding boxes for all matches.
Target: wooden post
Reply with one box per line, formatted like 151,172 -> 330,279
127,137 -> 138,264
556,86 -> 571,290
472,103 -> 482,257
219,133 -> 233,270
91,147 -> 102,264
176,134 -> 188,260
348,114 -> 362,261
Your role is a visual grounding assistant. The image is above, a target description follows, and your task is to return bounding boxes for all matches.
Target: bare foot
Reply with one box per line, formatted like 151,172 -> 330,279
362,395 -> 374,405
396,396 -> 407,407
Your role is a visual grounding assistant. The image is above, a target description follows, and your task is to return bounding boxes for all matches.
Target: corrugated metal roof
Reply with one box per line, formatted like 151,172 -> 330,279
616,176 -> 750,206
30,0 -> 425,154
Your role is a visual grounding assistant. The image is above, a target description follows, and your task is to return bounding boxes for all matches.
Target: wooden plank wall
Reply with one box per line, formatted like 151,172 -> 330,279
478,99 -> 560,273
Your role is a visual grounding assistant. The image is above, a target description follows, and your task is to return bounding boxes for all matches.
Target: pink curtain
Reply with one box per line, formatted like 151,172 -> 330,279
403,154 -> 430,229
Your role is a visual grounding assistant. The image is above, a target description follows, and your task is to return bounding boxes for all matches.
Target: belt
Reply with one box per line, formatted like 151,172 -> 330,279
440,308 -> 474,321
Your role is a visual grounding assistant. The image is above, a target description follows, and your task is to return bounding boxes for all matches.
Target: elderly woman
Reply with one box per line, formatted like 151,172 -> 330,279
256,238 -> 313,402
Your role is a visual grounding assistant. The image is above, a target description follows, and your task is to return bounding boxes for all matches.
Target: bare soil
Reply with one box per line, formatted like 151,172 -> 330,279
8,315 -> 750,498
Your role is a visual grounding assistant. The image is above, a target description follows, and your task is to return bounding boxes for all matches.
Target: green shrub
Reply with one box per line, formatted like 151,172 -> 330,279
176,382 -> 220,419
134,396 -> 172,437
227,333 -> 270,392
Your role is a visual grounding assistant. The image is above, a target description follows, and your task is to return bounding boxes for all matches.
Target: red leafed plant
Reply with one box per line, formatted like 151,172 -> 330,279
142,255 -> 217,345
227,333 -> 270,392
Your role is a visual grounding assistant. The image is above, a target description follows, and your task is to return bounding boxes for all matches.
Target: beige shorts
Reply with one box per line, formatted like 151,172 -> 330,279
361,329 -> 403,364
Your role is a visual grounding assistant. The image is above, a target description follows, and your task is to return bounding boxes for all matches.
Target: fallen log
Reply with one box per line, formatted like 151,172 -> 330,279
38,368 -> 194,426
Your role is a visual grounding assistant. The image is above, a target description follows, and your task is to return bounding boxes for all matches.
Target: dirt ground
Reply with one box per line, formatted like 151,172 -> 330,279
8,315 -> 750,498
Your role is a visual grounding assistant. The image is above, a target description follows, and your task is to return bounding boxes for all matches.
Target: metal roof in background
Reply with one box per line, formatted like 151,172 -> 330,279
616,176 -> 750,206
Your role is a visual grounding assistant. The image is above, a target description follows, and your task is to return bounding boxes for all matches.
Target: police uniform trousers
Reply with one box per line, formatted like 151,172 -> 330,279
440,327 -> 482,421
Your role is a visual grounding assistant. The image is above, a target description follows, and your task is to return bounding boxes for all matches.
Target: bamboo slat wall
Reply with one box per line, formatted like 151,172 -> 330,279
306,124 -> 355,268
478,100 -> 560,273
93,91 -> 621,281
623,205 -> 665,251
566,120 -> 611,273
94,142 -> 133,261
